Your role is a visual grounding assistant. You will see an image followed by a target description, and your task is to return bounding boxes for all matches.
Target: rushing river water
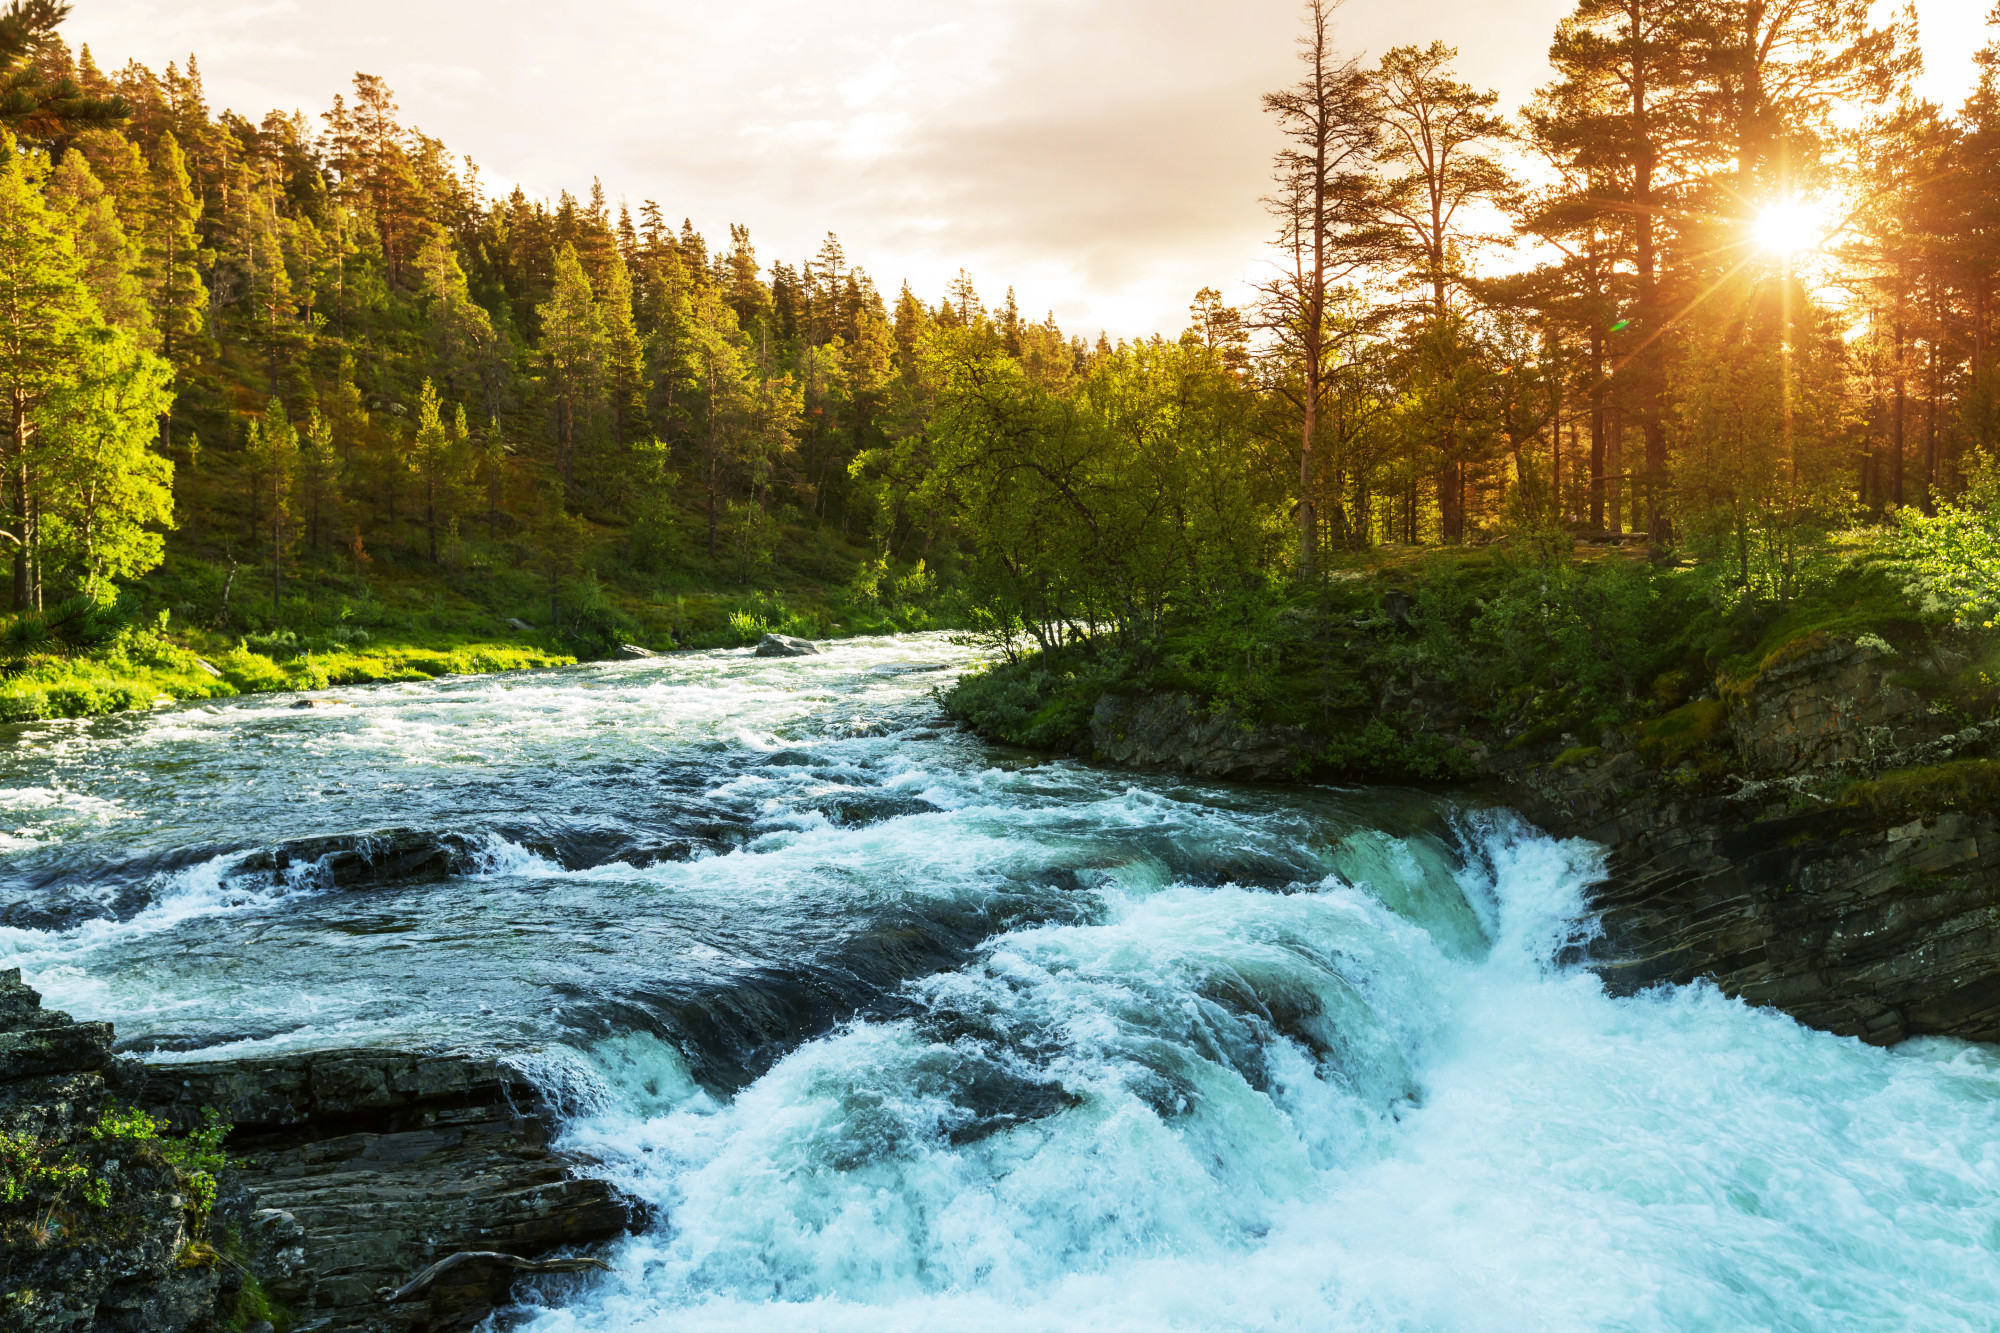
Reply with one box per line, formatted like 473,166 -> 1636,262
1,634 -> 1997,1331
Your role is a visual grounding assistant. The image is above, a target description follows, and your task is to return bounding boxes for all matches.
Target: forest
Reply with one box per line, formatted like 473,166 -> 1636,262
0,0 -> 1994,747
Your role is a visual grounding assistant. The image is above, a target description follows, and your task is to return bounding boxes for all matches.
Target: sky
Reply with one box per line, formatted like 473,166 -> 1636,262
67,0 -> 1992,340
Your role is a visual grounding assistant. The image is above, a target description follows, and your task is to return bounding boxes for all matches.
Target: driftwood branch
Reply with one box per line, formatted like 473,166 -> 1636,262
381,1251 -> 611,1303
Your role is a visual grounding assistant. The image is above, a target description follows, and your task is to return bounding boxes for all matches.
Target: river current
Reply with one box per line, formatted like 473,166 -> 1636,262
0,635 -> 1995,1331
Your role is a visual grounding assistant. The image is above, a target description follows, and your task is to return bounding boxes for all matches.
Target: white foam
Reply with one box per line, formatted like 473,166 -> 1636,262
515,817 -> 2000,1333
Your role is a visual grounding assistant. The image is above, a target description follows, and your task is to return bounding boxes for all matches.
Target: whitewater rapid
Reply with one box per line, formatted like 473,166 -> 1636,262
0,635 -> 1993,1330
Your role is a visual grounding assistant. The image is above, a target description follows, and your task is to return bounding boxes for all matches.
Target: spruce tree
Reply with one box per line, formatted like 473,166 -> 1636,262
242,397 -> 297,609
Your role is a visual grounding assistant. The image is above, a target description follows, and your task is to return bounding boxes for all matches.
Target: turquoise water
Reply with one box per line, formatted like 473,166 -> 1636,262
0,635 -> 1993,1330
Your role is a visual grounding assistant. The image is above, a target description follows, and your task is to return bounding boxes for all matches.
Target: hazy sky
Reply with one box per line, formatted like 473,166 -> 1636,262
68,0 -> 1990,339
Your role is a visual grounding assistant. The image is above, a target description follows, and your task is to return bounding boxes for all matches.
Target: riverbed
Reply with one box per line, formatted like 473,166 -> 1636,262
2,635 -> 1995,1331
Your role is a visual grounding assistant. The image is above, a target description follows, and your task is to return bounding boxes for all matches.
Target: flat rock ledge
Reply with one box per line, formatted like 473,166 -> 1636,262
134,1047 -> 638,1333
1,975 -> 637,1333
2,968 -> 219,1333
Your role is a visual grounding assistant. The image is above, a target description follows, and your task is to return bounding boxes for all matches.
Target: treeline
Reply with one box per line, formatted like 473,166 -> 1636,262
913,0 -> 2000,654
3,0 -> 1999,668
2,3 -> 1087,630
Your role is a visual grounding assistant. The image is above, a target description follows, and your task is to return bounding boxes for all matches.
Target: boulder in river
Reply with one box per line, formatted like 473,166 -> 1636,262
754,633 -> 819,658
616,644 -> 660,660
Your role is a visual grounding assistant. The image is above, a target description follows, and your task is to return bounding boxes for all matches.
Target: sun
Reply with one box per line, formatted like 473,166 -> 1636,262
1752,200 -> 1826,257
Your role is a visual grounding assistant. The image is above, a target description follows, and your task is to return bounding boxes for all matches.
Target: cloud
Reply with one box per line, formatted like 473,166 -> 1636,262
67,0 -> 1986,338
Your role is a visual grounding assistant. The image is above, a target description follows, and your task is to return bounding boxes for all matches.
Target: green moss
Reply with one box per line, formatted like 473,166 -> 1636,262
1549,745 -> 1604,769
1631,698 -> 1727,769
227,1268 -> 292,1332
1836,759 -> 2000,819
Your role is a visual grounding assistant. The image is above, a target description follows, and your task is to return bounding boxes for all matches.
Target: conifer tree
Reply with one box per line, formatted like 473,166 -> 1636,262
601,248 -> 649,443
242,397 -> 297,609
142,132 -> 207,377
1256,0 -> 1383,568
536,243 -> 606,487
0,129 -> 93,609
408,378 -> 466,563
297,406 -> 336,555
47,148 -> 148,338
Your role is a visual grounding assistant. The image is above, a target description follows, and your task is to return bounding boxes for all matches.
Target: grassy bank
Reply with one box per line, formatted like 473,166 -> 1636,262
0,549 -> 955,726
944,537 -> 2000,786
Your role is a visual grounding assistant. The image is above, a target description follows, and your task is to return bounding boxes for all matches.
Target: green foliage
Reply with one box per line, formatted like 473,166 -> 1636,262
1884,456 -> 2000,628
90,1105 -> 232,1236
944,655 -> 1111,751
0,1128 -> 105,1211
549,571 -> 638,659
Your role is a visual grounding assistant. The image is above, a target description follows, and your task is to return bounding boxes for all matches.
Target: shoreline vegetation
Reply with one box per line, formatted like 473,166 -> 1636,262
0,1 -> 1987,780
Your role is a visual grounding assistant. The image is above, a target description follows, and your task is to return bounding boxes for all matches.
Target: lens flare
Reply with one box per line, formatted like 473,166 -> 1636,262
1752,201 -> 1825,256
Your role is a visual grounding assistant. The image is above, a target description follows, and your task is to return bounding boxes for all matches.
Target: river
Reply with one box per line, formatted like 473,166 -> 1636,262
1,634 -> 1995,1331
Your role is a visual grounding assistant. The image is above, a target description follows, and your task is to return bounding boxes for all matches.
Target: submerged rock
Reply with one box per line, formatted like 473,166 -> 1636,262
754,633 -> 819,658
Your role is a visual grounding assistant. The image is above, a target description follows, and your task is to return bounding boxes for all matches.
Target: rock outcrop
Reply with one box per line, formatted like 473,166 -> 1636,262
133,1046 -> 637,1333
1507,635 -> 2000,1044
3,978 -> 637,1333
1062,634 -> 2000,1048
0,969 -> 219,1333
1088,692 -> 1306,782
753,633 -> 818,658
1725,634 -> 1938,773
1513,750 -> 2000,1044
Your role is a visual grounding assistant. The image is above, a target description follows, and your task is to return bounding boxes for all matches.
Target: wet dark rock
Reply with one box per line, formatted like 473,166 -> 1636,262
754,633 -> 819,658
130,1046 -> 639,1333
0,969 -> 218,1333
1068,634 -> 2000,1047
237,828 -> 484,889
291,698 -> 348,709
3,965 -> 636,1332
1089,692 -> 1307,782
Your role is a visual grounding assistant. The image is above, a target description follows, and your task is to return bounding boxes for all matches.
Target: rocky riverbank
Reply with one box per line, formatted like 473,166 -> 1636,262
1029,633 -> 2000,1046
2,968 -> 637,1333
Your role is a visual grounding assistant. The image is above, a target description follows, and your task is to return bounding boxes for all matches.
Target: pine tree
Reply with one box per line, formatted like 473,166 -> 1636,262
142,132 -> 207,377
0,129 -> 94,609
536,243 -> 606,487
242,397 -> 297,610
1255,0 -> 1383,569
408,378 -> 466,563
600,248 -> 649,443
47,148 -> 149,338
